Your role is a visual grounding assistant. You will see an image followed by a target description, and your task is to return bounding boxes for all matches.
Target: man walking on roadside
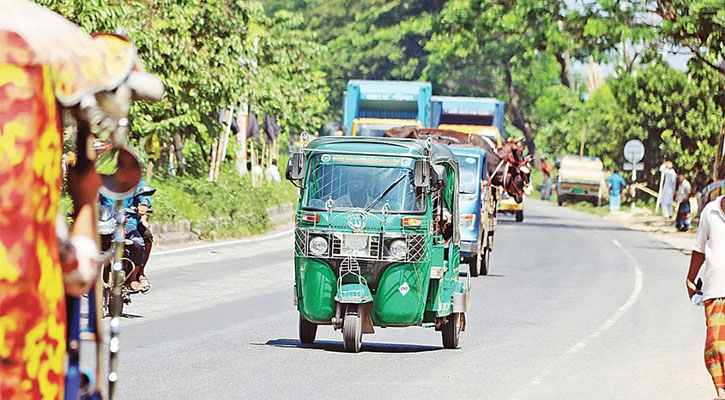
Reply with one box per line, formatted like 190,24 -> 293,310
606,170 -> 628,211
686,194 -> 725,398
675,174 -> 692,231
658,161 -> 677,219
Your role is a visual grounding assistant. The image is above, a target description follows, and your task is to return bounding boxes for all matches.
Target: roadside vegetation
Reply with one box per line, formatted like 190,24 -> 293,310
43,0 -> 722,240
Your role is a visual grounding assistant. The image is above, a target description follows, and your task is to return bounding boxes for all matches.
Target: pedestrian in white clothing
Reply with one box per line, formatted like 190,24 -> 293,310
265,159 -> 281,182
686,195 -> 725,397
658,160 -> 677,219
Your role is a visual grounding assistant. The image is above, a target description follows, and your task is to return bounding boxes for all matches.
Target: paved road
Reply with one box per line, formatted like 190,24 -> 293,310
105,200 -> 713,399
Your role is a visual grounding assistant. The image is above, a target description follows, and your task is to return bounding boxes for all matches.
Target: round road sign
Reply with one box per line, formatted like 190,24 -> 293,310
623,139 -> 645,163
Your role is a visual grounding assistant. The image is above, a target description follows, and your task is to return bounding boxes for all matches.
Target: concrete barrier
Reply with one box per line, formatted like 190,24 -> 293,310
151,203 -> 294,246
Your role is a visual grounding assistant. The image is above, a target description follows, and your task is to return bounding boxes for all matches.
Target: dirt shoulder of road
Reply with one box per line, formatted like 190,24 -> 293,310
602,205 -> 696,255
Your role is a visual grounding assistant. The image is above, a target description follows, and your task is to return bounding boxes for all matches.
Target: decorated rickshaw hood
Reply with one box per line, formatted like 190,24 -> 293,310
0,0 -> 140,107
304,136 -> 457,166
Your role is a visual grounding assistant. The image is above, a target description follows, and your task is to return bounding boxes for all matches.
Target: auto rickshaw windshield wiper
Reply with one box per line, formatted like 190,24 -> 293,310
364,174 -> 406,212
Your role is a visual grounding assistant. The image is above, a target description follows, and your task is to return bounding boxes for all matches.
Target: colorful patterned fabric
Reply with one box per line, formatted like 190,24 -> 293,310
0,32 -> 66,399
704,298 -> 725,389
1,2 -> 141,398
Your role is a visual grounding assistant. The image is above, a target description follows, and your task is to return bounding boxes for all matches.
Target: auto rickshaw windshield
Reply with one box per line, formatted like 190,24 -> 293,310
303,154 -> 424,212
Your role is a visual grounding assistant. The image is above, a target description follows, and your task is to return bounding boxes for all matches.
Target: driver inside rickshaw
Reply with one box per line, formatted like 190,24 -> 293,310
334,167 -> 375,209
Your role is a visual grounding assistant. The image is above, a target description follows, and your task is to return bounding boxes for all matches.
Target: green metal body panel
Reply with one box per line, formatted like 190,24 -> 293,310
371,262 -> 431,326
337,283 -> 373,304
296,258 -> 336,323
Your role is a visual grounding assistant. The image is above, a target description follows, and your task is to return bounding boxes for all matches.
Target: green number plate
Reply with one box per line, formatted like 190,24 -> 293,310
572,188 -> 583,194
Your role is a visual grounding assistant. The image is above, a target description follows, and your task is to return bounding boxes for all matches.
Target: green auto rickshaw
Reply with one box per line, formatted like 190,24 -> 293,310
286,136 -> 469,352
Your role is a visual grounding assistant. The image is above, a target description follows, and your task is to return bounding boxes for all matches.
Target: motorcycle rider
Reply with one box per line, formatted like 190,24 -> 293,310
99,179 -> 154,292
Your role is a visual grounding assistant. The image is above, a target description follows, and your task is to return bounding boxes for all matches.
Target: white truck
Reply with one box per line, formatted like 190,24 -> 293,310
555,155 -> 605,206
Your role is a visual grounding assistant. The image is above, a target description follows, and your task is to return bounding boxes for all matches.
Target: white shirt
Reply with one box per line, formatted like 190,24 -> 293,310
676,179 -> 691,204
658,165 -> 677,205
695,196 -> 725,300
265,165 -> 281,182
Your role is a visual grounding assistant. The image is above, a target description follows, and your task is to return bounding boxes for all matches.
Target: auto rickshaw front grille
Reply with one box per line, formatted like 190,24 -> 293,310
295,228 -> 427,262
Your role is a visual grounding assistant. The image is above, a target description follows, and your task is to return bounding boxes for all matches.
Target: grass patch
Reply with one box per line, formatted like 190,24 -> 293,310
61,161 -> 299,241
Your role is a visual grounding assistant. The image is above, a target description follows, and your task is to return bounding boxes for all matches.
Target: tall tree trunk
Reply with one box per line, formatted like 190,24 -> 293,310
556,20 -> 576,92
504,66 -> 541,170
715,117 -> 725,180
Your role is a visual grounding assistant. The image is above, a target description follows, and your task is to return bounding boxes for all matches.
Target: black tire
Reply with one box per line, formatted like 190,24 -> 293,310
466,257 -> 478,277
515,210 -> 524,222
342,305 -> 362,352
557,195 -> 564,206
442,312 -> 462,349
481,246 -> 490,276
299,315 -> 317,344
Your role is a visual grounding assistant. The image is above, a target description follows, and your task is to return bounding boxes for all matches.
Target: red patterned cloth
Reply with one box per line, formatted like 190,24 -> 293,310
704,298 -> 725,389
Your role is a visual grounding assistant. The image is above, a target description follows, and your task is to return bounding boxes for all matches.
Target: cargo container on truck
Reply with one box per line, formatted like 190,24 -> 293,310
431,96 -> 505,146
343,80 -> 432,136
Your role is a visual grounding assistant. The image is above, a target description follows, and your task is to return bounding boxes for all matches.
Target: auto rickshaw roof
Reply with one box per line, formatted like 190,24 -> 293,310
305,136 -> 457,165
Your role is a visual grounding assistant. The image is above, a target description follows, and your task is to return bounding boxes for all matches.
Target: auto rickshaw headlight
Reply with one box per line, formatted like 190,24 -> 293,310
309,236 -> 328,255
389,240 -> 407,259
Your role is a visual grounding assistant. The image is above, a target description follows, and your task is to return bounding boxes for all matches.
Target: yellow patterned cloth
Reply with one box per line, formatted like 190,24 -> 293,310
705,298 -> 725,389
0,1 -> 139,398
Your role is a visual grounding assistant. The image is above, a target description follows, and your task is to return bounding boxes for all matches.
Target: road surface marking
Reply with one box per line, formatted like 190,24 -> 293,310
512,238 -> 643,398
154,229 -> 294,256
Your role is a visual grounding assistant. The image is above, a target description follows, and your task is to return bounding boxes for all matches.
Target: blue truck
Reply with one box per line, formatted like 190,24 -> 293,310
431,96 -> 506,146
343,80 -> 432,136
448,146 -> 493,276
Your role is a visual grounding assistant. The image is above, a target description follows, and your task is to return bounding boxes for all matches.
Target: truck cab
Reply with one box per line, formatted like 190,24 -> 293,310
343,80 -> 432,136
432,96 -> 506,146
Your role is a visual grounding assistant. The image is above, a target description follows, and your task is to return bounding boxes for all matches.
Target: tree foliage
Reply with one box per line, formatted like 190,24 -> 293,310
35,0 -> 328,176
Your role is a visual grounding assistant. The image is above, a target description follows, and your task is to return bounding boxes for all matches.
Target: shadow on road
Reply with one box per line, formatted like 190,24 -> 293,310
260,339 -> 442,353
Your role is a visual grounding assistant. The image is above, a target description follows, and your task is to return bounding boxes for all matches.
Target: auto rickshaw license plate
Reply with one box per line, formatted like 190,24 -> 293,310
341,234 -> 370,257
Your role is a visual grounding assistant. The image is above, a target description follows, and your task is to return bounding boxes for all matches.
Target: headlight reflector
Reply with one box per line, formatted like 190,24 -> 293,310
459,214 -> 475,231
389,239 -> 407,259
309,236 -> 328,255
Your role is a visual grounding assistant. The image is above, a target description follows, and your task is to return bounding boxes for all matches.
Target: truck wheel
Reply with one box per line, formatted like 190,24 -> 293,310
557,195 -> 564,206
342,305 -> 362,352
442,312 -> 462,349
515,210 -> 524,222
481,246 -> 490,276
299,315 -> 317,344
466,257 -> 478,277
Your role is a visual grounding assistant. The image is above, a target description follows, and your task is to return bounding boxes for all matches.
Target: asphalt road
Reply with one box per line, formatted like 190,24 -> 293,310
104,199 -> 713,399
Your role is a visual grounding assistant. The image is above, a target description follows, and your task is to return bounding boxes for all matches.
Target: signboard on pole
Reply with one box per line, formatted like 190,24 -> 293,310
623,139 -> 645,163
623,162 -> 644,171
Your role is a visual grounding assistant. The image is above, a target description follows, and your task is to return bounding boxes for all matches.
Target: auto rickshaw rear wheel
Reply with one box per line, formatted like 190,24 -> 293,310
299,315 -> 317,344
442,312 -> 461,349
342,305 -> 362,353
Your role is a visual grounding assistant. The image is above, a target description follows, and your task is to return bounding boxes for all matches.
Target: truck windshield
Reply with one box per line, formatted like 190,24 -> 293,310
303,154 -> 424,212
455,155 -> 480,194
355,123 -> 404,137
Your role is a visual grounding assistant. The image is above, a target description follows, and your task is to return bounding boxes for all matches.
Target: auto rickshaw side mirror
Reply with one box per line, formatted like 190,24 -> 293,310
414,159 -> 430,187
431,164 -> 447,191
286,153 -> 305,182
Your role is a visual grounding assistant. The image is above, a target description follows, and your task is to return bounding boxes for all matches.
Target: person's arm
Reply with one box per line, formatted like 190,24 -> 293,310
64,162 -> 102,296
687,251 -> 705,298
687,211 -> 709,299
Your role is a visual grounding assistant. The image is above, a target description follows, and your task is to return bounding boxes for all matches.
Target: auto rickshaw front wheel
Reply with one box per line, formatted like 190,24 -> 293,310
342,304 -> 362,352
442,312 -> 462,349
299,315 -> 317,344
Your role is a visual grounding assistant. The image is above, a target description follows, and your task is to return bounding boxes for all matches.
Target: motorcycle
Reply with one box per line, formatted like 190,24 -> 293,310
98,185 -> 156,316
